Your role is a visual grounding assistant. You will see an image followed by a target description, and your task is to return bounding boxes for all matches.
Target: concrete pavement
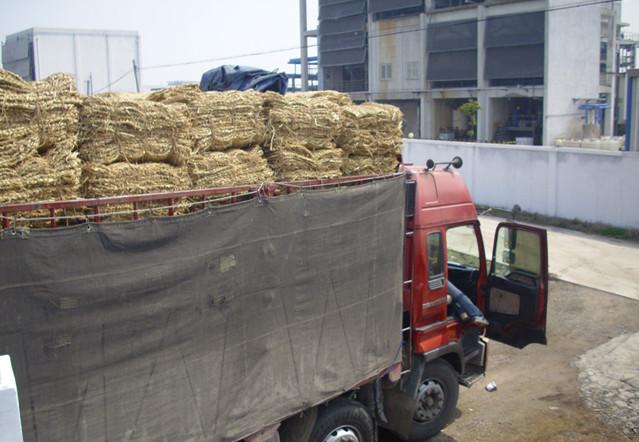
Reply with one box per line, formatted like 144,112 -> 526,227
478,215 -> 639,301
575,332 -> 639,436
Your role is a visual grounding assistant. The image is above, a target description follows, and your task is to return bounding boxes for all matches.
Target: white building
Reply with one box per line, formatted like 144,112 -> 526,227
2,28 -> 141,94
318,0 -> 636,145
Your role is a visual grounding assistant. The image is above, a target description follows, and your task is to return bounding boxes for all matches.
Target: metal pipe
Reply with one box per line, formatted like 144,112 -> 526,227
132,59 -> 140,93
624,75 -> 634,152
299,0 -> 309,91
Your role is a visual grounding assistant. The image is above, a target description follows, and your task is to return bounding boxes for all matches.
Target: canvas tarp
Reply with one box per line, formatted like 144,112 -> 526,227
0,176 -> 405,442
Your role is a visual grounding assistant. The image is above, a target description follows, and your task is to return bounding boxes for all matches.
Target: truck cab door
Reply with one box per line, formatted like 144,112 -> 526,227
485,222 -> 548,348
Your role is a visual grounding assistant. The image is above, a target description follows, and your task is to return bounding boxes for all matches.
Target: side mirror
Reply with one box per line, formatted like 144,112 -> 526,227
451,156 -> 463,169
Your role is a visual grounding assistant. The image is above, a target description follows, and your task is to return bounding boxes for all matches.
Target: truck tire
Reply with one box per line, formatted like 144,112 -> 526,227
408,359 -> 459,441
308,399 -> 375,442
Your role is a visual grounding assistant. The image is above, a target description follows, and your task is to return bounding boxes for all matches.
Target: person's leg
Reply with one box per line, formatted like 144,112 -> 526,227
448,282 -> 488,327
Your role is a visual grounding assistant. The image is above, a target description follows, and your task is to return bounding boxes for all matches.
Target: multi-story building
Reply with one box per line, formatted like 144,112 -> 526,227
317,0 -> 635,145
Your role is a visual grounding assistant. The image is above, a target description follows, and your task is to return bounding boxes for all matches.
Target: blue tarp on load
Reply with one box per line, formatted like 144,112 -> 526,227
200,65 -> 288,94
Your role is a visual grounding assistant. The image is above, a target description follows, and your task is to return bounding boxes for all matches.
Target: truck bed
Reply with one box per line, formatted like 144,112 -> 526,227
0,174 -> 405,442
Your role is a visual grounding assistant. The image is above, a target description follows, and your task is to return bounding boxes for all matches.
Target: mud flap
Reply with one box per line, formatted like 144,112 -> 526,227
380,356 -> 426,439
278,407 -> 317,442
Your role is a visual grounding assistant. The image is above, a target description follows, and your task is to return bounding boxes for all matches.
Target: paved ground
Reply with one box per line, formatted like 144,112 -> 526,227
380,279 -> 639,441
478,215 -> 639,301
575,332 -> 639,437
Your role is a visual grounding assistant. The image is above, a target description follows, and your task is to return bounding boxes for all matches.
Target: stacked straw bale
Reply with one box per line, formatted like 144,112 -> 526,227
188,147 -> 273,189
149,85 -> 267,152
78,93 -> 193,219
79,94 -> 191,166
265,93 -> 344,180
150,85 -> 273,189
82,163 -> 191,197
293,90 -> 353,106
0,65 -> 403,225
81,162 -> 192,220
337,102 -> 403,176
0,69 -> 81,205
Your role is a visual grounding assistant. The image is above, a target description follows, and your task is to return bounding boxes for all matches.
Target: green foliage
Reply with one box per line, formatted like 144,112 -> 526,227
459,99 -> 481,140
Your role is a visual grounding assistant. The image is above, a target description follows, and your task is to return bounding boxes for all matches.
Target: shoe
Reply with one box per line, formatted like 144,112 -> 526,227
471,316 -> 489,328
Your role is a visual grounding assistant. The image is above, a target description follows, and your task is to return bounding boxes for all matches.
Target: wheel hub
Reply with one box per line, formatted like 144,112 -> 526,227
414,379 -> 445,423
322,425 -> 361,442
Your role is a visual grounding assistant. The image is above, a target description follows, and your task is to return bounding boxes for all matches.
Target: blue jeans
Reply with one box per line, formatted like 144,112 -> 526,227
448,281 -> 483,319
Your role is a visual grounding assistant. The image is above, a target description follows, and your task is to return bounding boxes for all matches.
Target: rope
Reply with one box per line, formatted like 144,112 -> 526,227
0,190 -> 259,224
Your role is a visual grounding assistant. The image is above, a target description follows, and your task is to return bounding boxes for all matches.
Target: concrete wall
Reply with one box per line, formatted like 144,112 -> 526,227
0,355 -> 22,442
629,70 -> 639,151
403,139 -> 639,229
543,0 -> 602,144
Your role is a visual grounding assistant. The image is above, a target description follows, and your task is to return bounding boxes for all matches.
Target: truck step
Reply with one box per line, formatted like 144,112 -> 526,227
459,364 -> 485,387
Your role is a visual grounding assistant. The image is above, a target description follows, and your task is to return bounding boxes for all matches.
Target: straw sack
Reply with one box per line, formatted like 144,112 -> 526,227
82,162 -> 191,198
267,144 -> 344,181
0,71 -> 80,168
338,102 -> 403,156
0,148 -> 81,205
0,126 -> 40,168
341,155 -> 399,177
266,93 -> 342,152
0,69 -> 32,94
33,76 -> 80,153
147,84 -> 202,105
0,70 -> 81,204
293,90 -> 352,106
189,147 -> 273,188
149,85 -> 267,151
79,95 -> 191,166
99,91 -> 150,100
80,162 -> 191,220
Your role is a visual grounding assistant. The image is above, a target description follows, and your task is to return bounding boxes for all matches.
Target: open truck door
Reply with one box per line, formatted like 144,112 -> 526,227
485,222 -> 548,348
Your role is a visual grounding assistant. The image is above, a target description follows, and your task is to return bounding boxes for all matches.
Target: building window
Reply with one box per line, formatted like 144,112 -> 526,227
406,61 -> 419,80
433,0 -> 484,10
381,63 -> 392,81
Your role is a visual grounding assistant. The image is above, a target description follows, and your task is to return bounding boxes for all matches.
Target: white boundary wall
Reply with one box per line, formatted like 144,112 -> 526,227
0,355 -> 22,442
403,139 -> 639,229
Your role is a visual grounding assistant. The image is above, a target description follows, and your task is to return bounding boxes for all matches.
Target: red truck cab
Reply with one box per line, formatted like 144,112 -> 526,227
380,160 -> 549,440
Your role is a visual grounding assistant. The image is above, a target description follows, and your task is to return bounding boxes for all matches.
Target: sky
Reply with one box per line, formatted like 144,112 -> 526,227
0,0 -> 637,88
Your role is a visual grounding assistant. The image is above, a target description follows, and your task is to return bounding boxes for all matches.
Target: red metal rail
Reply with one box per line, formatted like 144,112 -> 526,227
0,174 -> 400,229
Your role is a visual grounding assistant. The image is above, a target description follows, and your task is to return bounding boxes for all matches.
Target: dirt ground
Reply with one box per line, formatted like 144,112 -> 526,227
380,279 -> 639,442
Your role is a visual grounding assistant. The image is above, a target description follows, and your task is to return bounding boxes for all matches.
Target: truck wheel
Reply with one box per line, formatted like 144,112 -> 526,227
308,399 -> 375,442
408,359 -> 459,441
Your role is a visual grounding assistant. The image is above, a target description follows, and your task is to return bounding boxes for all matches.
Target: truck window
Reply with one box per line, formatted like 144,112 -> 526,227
494,227 -> 541,277
446,225 -> 480,268
427,232 -> 444,280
